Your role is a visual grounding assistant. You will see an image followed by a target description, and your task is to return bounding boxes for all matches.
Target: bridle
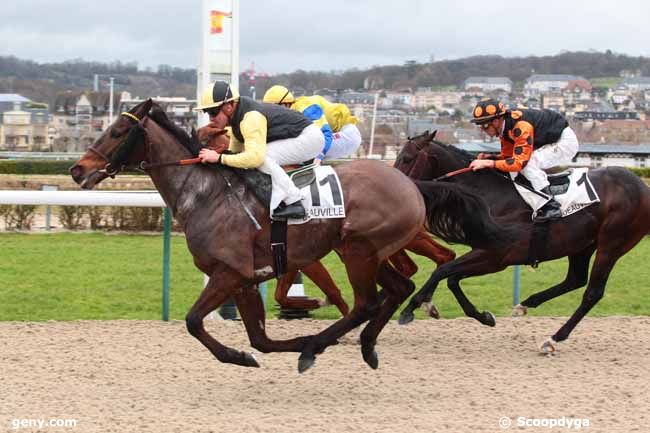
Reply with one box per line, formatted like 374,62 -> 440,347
400,136 -> 473,182
88,111 -> 202,178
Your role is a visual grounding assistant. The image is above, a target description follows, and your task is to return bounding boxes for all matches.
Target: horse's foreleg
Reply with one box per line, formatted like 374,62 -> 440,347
302,261 -> 350,315
359,262 -> 415,369
399,249 -> 504,325
234,285 -> 312,354
185,271 -> 259,367
447,276 -> 501,327
518,246 -> 594,312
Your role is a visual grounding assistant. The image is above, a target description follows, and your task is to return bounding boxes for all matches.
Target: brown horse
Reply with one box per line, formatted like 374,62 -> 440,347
70,101 -> 505,371
394,131 -> 650,352
206,122 -> 456,317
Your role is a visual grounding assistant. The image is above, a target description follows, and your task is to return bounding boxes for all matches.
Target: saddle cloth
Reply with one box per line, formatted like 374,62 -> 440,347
234,165 -> 345,224
283,165 -> 346,225
511,168 -> 600,220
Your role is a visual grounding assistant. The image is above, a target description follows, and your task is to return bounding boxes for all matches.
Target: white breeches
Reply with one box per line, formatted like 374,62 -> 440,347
258,123 -> 324,208
518,127 -> 579,191
325,124 -> 362,159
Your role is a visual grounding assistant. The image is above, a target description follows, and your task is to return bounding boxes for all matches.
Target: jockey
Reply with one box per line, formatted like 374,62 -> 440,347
263,85 -> 362,164
195,81 -> 324,219
469,98 -> 579,222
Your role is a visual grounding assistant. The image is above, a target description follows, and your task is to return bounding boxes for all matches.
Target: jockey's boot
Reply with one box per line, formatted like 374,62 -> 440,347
535,187 -> 562,223
272,200 -> 306,219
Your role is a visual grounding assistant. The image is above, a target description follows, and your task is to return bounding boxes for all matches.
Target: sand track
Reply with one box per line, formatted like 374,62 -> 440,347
1,317 -> 649,433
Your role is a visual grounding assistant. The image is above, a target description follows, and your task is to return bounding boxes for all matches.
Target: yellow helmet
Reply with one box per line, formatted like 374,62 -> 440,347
263,85 -> 295,104
194,81 -> 240,112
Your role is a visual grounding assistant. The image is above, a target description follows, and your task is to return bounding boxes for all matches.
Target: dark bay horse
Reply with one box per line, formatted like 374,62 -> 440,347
70,101 -> 504,371
395,131 -> 650,352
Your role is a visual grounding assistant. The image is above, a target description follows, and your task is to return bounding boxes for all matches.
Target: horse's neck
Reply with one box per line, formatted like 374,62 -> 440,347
455,170 -> 525,217
144,121 -> 227,218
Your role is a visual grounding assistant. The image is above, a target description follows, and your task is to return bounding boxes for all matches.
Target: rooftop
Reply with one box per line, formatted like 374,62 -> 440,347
0,94 -> 30,103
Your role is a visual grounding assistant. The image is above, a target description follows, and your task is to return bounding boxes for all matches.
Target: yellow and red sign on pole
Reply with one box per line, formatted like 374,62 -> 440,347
210,10 -> 231,34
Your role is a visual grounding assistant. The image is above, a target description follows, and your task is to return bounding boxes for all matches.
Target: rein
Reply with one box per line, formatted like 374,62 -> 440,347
91,111 -> 204,175
433,167 -> 473,182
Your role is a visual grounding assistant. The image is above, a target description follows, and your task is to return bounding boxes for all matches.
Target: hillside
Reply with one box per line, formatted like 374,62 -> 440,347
1,50 -> 649,107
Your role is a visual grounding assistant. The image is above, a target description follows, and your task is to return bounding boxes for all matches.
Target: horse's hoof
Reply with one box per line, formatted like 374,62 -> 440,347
539,338 -> 557,354
362,348 -> 379,370
481,311 -> 496,327
297,355 -> 315,373
424,302 -> 441,319
242,352 -> 260,368
317,298 -> 331,307
398,309 -> 415,325
512,304 -> 528,317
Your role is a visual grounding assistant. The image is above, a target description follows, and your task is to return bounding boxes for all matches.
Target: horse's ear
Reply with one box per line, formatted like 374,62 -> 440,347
142,98 -> 154,115
430,130 -> 437,140
131,98 -> 154,120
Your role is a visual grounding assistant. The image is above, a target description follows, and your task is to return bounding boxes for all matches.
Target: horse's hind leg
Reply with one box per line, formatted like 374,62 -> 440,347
274,269 -> 320,311
517,246 -> 595,313
185,270 -> 259,367
234,285 -> 312,354
297,253 -> 380,373
274,262 -> 350,315
406,231 -> 456,265
359,262 -> 415,369
544,217 -> 648,351
302,261 -> 350,315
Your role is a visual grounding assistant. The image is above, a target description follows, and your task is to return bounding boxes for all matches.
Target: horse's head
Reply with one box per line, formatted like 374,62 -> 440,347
70,99 -> 154,189
395,130 -> 477,180
394,130 -> 440,179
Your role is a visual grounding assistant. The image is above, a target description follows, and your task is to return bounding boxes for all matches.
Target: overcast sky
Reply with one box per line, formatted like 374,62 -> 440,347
2,0 -> 650,75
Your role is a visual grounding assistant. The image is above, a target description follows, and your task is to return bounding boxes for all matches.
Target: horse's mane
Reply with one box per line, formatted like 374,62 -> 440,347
149,104 -> 202,156
433,140 -> 474,165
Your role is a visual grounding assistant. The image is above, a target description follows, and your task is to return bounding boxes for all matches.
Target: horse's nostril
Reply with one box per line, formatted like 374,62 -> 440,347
70,165 -> 83,182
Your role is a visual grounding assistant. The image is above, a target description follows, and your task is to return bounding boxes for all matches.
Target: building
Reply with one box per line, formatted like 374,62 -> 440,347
52,91 -> 120,134
0,94 -> 50,151
463,77 -> 513,93
621,77 -> 650,92
542,91 -> 565,112
574,111 -> 639,121
524,74 -> 587,97
413,90 -> 463,111
119,95 -> 197,132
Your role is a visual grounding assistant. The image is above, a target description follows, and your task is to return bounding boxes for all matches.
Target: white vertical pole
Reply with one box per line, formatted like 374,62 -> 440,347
230,0 -> 240,92
368,92 -> 379,158
197,0 -> 211,128
108,77 -> 114,124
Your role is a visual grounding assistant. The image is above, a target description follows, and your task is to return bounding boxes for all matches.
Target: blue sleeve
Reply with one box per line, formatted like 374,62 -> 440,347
302,104 -> 324,121
319,124 -> 333,159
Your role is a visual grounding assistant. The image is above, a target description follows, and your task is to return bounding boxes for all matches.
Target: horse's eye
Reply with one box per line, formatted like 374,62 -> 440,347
110,128 -> 121,139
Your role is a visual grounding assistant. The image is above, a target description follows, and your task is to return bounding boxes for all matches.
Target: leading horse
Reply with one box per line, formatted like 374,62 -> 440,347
70,101 -> 505,371
394,131 -> 650,352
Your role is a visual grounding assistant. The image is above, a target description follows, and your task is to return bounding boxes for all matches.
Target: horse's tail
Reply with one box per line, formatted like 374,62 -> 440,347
415,180 -> 512,249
